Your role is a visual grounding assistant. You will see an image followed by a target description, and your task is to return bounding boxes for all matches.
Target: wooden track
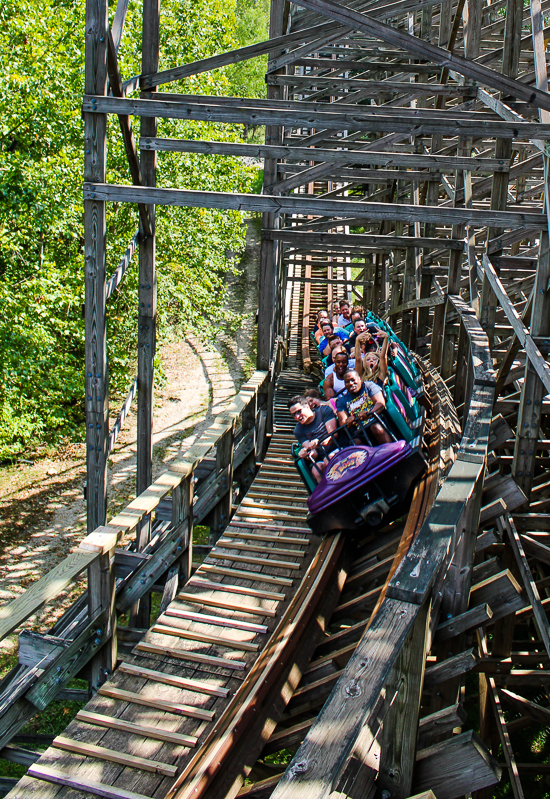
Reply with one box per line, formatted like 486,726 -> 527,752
7,376 -> 324,798
6,234 -> 456,799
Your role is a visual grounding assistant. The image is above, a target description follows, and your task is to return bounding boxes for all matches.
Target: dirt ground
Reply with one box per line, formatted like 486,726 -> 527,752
0,218 -> 261,656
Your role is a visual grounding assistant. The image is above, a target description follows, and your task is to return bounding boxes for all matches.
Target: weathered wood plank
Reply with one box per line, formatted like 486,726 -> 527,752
138,20 -> 343,89
435,603 -> 493,642
52,735 -> 178,776
83,184 -> 547,230
76,709 -> 198,746
26,764 -> 153,799
84,95 -> 550,139
97,685 -> 215,719
413,731 -> 502,798
270,598 -> 419,799
139,137 -> 509,174
0,549 -> 98,641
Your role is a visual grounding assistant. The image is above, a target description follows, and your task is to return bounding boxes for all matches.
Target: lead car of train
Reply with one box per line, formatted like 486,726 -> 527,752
293,312 -> 427,535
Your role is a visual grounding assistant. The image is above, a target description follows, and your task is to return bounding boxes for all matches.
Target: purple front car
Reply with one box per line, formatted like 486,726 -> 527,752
306,442 -> 425,535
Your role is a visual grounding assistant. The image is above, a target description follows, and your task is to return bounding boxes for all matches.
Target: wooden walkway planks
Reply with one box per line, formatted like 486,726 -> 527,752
7,365 -> 320,799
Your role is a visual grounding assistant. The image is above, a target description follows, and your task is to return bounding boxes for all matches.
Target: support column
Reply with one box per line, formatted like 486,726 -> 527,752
84,0 -> 109,533
133,0 -> 159,627
257,0 -> 285,370
479,0 -> 522,348
87,528 -> 118,692
513,0 -> 550,499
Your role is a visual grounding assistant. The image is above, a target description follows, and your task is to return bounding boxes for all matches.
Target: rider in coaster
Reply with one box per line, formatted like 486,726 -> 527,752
324,340 -> 347,371
317,321 -> 349,357
323,350 -> 356,399
348,317 -> 379,351
336,370 -> 392,445
289,395 -> 337,482
313,310 -> 330,343
355,329 -> 389,386
336,299 -> 352,328
305,387 -> 337,415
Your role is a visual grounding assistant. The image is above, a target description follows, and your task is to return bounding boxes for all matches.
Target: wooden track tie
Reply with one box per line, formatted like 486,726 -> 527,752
200,563 -> 294,586
98,685 -> 216,718
152,622 -> 260,651
28,764 -> 154,799
135,641 -> 248,670
118,661 -> 231,695
77,709 -> 198,746
52,735 -> 178,777
189,577 -> 286,601
177,591 -> 279,617
162,606 -> 269,632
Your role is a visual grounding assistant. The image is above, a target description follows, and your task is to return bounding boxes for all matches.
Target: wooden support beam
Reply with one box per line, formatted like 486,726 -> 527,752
498,515 -> 550,660
257,0 -> 285,371
270,598 -> 420,799
105,230 -> 139,300
272,230 -> 463,250
108,376 -> 137,453
417,704 -> 468,747
413,731 -> 502,798
482,255 -> 550,394
86,527 -> 117,692
84,94 -> 550,140
140,137 -> 510,174
106,32 -> 151,236
377,602 -> 430,799
111,0 -> 130,53
267,75 -> 476,96
83,183 -> 548,230
116,524 -> 189,614
132,0 -> 159,630
138,20 -> 343,89
511,0 -> 550,499
84,0 -> 108,532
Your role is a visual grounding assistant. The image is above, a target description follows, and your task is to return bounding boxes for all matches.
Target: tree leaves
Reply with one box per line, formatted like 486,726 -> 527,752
0,0 -> 266,460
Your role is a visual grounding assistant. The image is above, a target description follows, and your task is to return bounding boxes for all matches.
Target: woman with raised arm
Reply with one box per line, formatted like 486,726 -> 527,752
354,329 -> 389,387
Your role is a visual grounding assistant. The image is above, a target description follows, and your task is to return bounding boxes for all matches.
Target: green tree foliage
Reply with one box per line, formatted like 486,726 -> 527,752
226,0 -> 270,98
0,0 -> 268,460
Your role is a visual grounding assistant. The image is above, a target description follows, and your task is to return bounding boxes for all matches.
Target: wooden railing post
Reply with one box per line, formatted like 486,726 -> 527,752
208,422 -> 235,545
453,318 -> 468,409
82,527 -> 118,692
161,474 -> 193,613
430,299 -> 445,368
377,601 -> 431,799
235,393 -> 257,503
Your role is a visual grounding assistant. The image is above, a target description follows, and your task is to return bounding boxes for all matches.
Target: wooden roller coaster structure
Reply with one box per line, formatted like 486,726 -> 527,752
3,0 -> 550,796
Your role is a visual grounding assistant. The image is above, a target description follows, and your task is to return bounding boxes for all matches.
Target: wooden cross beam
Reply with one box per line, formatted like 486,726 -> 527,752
83,183 -> 547,230
84,94 -> 550,141
138,137 -> 509,174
